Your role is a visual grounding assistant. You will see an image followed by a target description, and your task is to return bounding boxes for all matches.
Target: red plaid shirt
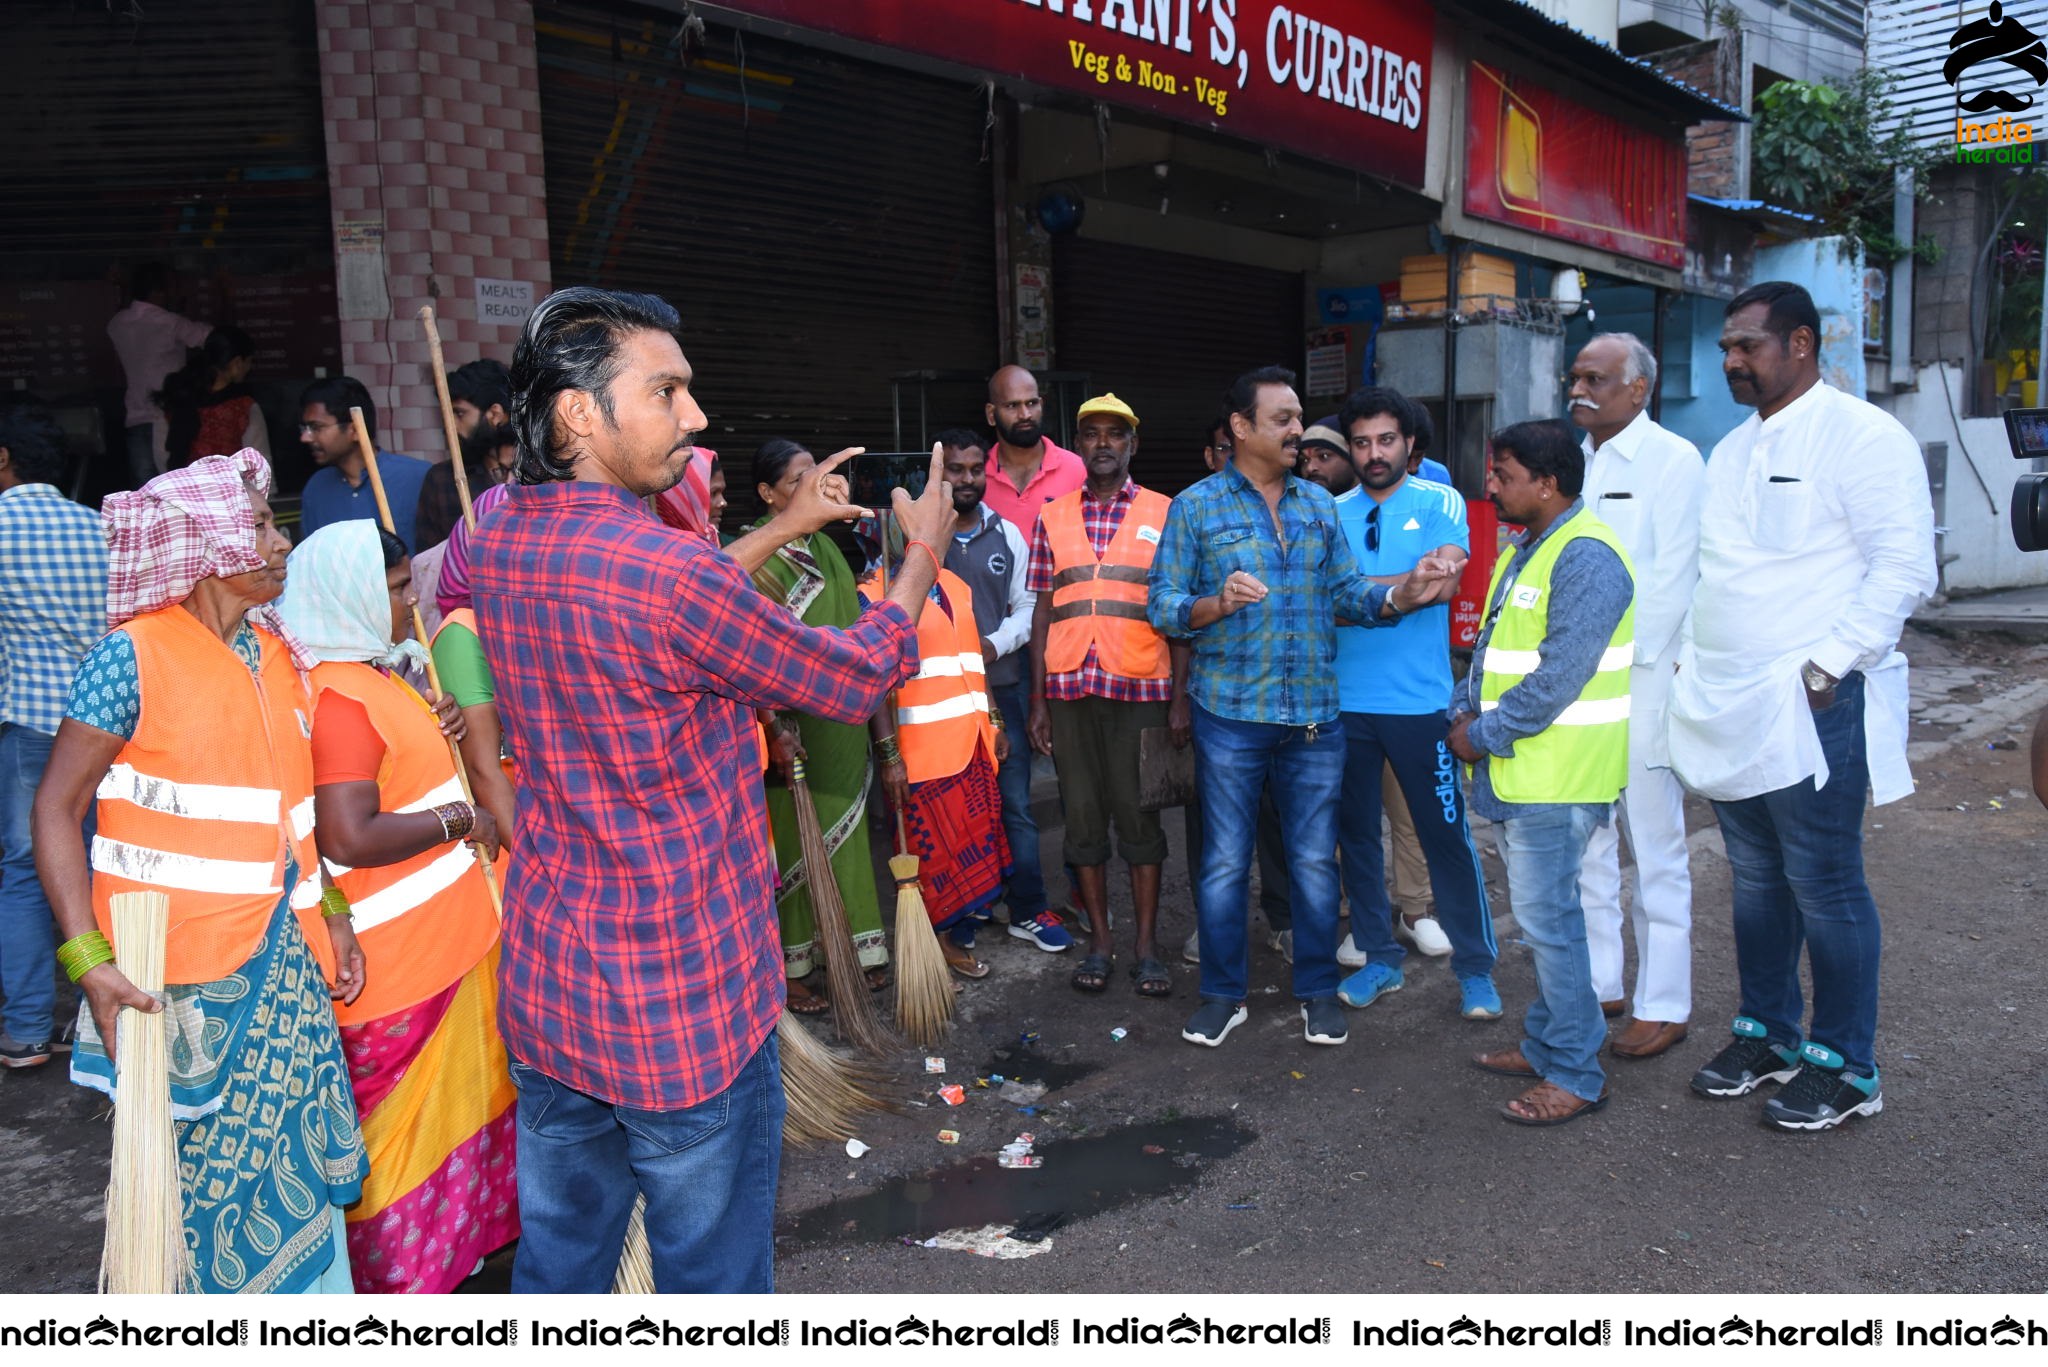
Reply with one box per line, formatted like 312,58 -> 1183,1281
1026,479 -> 1173,703
474,482 -> 917,1110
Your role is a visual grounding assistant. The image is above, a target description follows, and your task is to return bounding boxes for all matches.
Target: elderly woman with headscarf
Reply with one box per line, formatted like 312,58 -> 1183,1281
32,449 -> 367,1294
278,520 -> 516,1293
428,481 -> 517,842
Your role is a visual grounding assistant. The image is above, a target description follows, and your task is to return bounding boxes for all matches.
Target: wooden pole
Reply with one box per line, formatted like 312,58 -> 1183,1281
417,305 -> 479,533
348,406 -> 503,915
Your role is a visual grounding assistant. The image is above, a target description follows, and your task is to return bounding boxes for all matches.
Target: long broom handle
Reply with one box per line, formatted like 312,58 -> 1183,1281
875,507 -> 911,856
348,406 -> 503,915
417,305 -> 479,533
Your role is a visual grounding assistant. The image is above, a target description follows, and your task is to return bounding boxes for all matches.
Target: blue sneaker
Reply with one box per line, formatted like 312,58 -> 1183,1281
1458,974 -> 1503,1020
1007,912 -> 1074,952
1337,962 -> 1404,1009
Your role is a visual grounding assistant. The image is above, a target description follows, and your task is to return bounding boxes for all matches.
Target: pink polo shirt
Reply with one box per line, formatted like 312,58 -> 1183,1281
981,439 -> 1084,538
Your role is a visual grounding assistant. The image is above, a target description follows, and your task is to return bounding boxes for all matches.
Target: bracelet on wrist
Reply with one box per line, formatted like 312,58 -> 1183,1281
57,930 -> 116,983
319,887 -> 354,920
877,737 -> 903,765
433,801 -> 476,842
905,539 -> 942,576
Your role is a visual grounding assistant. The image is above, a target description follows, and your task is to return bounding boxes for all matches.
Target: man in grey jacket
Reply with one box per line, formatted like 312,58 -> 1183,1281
934,428 -> 1064,949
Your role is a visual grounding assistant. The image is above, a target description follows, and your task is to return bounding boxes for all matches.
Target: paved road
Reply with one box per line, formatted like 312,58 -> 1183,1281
5,629 -> 2044,1293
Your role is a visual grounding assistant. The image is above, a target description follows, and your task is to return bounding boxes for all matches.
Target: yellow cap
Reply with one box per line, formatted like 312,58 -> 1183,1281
1075,392 -> 1140,427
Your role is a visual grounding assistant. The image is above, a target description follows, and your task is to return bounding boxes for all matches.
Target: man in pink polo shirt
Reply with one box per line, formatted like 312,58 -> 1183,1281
982,365 -> 1084,537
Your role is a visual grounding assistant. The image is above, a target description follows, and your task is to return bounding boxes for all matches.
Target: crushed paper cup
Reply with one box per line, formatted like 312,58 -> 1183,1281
845,1138 -> 871,1158
938,1084 -> 966,1106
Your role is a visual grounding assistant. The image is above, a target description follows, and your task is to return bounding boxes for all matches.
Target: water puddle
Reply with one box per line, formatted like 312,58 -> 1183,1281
979,1045 -> 1099,1093
777,1114 -> 1254,1247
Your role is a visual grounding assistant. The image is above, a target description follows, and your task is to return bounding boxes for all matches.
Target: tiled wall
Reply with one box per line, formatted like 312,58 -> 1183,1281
316,0 -> 552,459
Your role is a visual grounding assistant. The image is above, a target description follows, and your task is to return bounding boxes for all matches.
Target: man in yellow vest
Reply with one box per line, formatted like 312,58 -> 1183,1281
1027,394 -> 1183,997
1448,419 -> 1635,1127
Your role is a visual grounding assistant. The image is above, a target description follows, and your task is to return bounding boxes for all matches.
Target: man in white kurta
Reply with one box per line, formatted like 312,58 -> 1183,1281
1668,282 -> 1934,1133
1569,335 -> 1703,1060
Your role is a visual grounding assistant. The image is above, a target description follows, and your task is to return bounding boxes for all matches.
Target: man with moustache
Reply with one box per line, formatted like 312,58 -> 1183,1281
1028,395 -> 1179,989
415,357 -> 516,553
933,427 -> 1063,951
1451,420 -> 1635,1125
1296,394 -> 1502,1023
1566,333 -> 1705,1059
1149,366 -> 1458,1048
982,365 -> 1085,537
1671,282 -> 1934,1132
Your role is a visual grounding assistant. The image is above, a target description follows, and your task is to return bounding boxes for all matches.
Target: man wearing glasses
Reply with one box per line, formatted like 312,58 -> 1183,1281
1323,387 -> 1501,1024
298,375 -> 431,551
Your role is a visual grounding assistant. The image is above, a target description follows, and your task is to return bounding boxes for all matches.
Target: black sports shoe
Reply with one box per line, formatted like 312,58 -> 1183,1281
1300,998 -> 1348,1046
1181,1000 -> 1248,1047
1690,1017 -> 1799,1098
0,1035 -> 54,1069
1761,1046 -> 1882,1132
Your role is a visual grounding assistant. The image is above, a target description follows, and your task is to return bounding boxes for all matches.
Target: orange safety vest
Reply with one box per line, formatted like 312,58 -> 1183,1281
1042,485 -> 1172,681
308,662 -> 502,1025
861,567 -> 997,784
91,606 -> 326,985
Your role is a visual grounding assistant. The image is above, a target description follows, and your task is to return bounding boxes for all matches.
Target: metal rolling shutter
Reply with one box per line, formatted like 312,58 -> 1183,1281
1052,237 -> 1302,495
534,1 -> 998,464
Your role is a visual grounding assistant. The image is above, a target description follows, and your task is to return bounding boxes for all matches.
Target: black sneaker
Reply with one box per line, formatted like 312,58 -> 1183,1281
0,1035 -> 54,1069
1300,998 -> 1347,1046
1181,1000 -> 1248,1048
1761,1045 -> 1882,1132
1689,1017 -> 1799,1098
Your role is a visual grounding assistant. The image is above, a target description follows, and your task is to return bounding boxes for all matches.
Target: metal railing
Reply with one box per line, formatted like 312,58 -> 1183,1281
1783,0 -> 1867,48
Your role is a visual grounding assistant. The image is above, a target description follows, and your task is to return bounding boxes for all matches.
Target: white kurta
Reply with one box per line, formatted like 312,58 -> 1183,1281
1668,381 -> 1936,806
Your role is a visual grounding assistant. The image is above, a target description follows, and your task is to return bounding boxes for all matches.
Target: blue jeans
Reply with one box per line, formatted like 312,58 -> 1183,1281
1710,671 -> 1880,1075
1337,711 -> 1496,978
508,1031 -> 785,1293
2,724 -> 76,1045
1191,705 -> 1344,1002
125,423 -> 156,487
1183,786 -> 1292,930
991,680 -> 1047,920
1499,803 -> 1607,1102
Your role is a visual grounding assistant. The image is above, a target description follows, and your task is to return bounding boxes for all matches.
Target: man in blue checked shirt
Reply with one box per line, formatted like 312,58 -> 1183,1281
0,399 -> 107,1068
1148,365 -> 1457,1050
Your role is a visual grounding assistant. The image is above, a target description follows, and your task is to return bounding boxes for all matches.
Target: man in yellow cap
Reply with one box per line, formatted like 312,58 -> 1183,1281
1026,394 -> 1185,997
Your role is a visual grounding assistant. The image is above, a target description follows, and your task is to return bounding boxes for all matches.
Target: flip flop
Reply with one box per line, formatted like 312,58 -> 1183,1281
941,942 -> 989,980
1071,952 -> 1114,993
1500,1081 -> 1610,1127
786,979 -> 830,1017
1131,956 -> 1172,998
865,966 -> 891,993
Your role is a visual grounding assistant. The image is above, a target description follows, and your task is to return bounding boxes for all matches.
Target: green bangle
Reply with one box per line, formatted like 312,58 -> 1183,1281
320,887 -> 353,920
877,737 -> 903,765
57,930 -> 115,983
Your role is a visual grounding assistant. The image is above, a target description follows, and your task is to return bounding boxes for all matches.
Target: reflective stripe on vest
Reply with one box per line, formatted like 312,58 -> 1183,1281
1041,487 -> 1172,680
861,567 -> 998,785
309,662 -> 499,1023
907,651 -> 986,681
90,607 -> 322,986
1476,508 -> 1636,805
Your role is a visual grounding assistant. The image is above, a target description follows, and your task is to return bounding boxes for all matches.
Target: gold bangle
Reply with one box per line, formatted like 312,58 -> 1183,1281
320,887 -> 354,920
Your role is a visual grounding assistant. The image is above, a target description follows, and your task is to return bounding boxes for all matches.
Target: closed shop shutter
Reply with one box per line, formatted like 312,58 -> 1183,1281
534,1 -> 998,468
1052,237 -> 1302,495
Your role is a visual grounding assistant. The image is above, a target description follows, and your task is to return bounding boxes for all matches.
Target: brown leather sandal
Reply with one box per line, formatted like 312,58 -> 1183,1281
1500,1080 -> 1609,1127
1470,1045 -> 1539,1078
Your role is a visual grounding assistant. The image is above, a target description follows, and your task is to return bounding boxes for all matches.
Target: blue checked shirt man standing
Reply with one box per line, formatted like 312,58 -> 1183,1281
0,400 -> 107,1068
1148,366 -> 1457,1050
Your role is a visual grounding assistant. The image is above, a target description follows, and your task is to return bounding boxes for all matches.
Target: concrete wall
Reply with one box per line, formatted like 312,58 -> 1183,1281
1756,237 -> 1867,398
1885,364 -> 2048,594
1915,165 -> 1993,372
315,0 -> 552,461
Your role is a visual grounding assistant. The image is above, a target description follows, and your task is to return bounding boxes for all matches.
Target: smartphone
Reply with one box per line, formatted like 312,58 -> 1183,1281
849,452 -> 933,509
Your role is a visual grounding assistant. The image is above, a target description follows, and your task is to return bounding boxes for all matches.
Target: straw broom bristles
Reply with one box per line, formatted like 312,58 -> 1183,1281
790,758 -> 892,1055
891,825 -> 954,1047
100,890 -> 184,1294
612,1011 -> 889,1292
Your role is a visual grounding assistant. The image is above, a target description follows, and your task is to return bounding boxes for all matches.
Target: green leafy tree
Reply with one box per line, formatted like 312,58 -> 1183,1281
1750,70 -> 1942,262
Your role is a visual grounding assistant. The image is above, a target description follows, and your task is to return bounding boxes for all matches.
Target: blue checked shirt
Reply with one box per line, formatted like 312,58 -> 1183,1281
0,483 -> 108,734
1148,463 -> 1393,726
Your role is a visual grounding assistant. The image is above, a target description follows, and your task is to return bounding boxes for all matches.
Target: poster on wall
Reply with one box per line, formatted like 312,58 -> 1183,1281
336,216 -> 390,321
1016,263 -> 1051,370
1305,326 -> 1350,398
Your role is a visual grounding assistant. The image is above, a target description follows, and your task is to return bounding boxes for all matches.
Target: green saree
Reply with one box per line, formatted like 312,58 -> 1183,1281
748,525 -> 888,977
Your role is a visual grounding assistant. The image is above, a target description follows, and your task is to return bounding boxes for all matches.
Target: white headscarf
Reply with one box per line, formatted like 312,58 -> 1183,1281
277,521 -> 431,672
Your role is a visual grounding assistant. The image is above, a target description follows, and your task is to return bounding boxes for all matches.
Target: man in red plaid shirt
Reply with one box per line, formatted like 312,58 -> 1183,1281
473,287 -> 956,1293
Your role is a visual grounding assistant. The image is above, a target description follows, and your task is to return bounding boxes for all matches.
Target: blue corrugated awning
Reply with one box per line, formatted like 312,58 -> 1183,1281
1689,195 -> 1824,230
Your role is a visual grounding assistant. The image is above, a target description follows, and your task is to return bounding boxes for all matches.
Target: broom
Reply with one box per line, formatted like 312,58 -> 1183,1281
790,756 -> 892,1056
349,407 -> 502,918
873,511 -> 954,1046
100,890 -> 183,1293
612,1010 -> 889,1291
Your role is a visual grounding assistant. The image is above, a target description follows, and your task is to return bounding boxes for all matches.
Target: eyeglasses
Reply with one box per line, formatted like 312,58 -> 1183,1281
1365,503 -> 1381,553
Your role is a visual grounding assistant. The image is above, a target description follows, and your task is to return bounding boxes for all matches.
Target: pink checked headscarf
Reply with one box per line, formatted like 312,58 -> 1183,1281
435,481 -> 513,618
100,447 -> 315,667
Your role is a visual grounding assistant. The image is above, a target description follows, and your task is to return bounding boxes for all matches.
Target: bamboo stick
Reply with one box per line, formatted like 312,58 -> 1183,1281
417,305 -> 480,533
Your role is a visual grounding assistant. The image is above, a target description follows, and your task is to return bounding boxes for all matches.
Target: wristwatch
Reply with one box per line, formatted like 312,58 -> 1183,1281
1800,661 -> 1837,694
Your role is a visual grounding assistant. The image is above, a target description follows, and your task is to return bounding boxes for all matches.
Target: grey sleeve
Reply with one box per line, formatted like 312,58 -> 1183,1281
1466,540 -> 1634,757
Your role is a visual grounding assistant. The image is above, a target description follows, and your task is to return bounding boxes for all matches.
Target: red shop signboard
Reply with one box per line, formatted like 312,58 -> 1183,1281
735,0 -> 1435,188
1462,61 -> 1687,269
